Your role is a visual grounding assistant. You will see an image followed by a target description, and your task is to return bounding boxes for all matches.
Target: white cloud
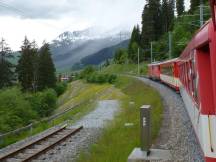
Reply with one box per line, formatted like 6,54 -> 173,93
185,0 -> 190,11
0,0 -> 146,50
0,16 -> 91,50
0,0 -> 191,50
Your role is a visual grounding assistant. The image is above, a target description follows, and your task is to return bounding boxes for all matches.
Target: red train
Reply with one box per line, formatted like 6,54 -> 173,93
148,58 -> 180,91
148,1 -> 216,161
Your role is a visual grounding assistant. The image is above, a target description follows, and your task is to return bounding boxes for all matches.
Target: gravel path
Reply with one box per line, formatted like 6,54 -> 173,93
137,77 -> 204,162
46,100 -> 119,162
71,100 -> 119,128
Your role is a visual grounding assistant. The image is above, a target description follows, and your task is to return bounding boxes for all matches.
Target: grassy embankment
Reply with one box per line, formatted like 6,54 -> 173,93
102,63 -> 148,75
78,75 -> 163,162
0,80 -> 119,148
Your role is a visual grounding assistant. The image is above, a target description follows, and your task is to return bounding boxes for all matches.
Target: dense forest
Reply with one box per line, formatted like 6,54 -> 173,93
114,0 -> 210,64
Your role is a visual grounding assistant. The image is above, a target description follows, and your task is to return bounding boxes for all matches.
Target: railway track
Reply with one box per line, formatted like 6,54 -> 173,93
0,125 -> 83,162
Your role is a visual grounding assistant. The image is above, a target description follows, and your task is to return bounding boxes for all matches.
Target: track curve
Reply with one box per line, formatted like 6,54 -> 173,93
137,77 -> 204,162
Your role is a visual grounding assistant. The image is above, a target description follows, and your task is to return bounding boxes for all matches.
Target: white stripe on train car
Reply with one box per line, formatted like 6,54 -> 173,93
160,74 -> 180,88
180,85 -> 216,159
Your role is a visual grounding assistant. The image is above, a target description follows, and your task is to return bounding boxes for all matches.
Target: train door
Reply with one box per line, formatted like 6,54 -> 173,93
196,44 -> 214,115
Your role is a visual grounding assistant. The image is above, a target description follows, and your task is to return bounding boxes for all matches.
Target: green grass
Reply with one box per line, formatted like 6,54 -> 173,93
0,101 -> 96,148
78,76 -> 163,162
56,80 -> 113,112
0,81 -> 117,148
101,63 -> 148,75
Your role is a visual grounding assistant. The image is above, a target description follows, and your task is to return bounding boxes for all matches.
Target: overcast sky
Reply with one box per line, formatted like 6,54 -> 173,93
0,0 -> 190,50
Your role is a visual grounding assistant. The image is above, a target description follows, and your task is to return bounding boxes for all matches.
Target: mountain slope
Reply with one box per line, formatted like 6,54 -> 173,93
81,39 -> 129,65
50,28 -> 130,70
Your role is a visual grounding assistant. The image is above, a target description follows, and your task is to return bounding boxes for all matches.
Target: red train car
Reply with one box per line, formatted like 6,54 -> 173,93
148,62 -> 160,80
159,58 -> 179,91
148,59 -> 179,90
147,1 -> 216,161
178,15 -> 216,162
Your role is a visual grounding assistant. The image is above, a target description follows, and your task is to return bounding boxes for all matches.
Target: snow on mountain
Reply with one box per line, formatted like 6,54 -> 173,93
50,27 -> 131,70
54,27 -> 130,43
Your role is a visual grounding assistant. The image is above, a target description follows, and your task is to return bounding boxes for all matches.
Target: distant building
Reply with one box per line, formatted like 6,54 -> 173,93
60,77 -> 69,82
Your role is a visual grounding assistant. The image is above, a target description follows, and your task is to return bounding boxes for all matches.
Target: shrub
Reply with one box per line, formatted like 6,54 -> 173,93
86,73 -> 117,84
0,88 -> 37,133
108,74 -> 117,83
28,89 -> 57,118
79,66 -> 96,79
54,82 -> 67,96
114,48 -> 128,64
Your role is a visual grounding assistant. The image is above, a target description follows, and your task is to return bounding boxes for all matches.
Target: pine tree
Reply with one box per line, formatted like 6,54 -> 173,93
37,42 -> 56,90
176,0 -> 185,16
0,38 -> 14,88
141,0 -> 162,47
161,0 -> 168,32
16,37 -> 36,91
141,4 -> 153,49
190,0 -> 200,12
128,25 -> 141,62
168,0 -> 175,30
31,40 -> 39,92
161,0 -> 175,32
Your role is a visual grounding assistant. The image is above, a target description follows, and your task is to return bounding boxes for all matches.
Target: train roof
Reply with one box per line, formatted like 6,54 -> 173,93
148,58 -> 179,66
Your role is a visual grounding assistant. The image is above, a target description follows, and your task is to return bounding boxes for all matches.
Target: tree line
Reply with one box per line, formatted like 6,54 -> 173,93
0,37 -> 68,134
114,0 -> 209,64
0,37 -> 56,91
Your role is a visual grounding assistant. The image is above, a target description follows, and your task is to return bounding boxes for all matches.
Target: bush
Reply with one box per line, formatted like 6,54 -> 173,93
79,66 -> 96,79
27,89 -> 57,118
0,88 -> 37,133
108,74 -> 117,84
86,73 -> 117,84
54,82 -> 67,96
114,48 -> 128,64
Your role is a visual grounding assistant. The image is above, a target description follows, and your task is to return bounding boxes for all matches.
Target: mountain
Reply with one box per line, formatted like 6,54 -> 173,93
80,39 -> 129,66
50,27 -> 130,70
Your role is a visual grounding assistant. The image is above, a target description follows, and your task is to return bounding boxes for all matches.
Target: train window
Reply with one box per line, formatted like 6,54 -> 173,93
189,61 -> 193,94
161,65 -> 173,76
191,54 -> 198,102
182,65 -> 185,84
185,63 -> 188,90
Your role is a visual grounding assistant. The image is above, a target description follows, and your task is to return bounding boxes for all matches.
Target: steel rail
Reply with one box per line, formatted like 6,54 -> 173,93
22,126 -> 83,162
0,125 -> 83,162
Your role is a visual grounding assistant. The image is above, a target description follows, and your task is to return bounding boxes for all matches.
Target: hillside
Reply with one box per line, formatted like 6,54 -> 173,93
80,39 -> 129,66
50,28 -> 130,70
101,63 -> 148,75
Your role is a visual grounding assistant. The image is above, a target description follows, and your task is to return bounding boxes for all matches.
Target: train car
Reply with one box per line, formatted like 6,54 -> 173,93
177,1 -> 216,161
159,58 -> 180,91
148,62 -> 160,80
148,59 -> 180,91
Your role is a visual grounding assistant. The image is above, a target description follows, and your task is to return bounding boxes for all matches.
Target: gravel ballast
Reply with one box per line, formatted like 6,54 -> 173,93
45,100 -> 119,162
137,77 -> 204,162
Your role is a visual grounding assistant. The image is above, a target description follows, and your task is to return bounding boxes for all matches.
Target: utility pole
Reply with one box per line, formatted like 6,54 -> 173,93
150,42 -> 153,63
200,0 -> 204,27
119,32 -> 122,41
138,47 -> 140,76
169,32 -> 172,59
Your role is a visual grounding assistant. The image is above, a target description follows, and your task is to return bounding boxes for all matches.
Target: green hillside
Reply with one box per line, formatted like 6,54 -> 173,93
101,63 -> 148,75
